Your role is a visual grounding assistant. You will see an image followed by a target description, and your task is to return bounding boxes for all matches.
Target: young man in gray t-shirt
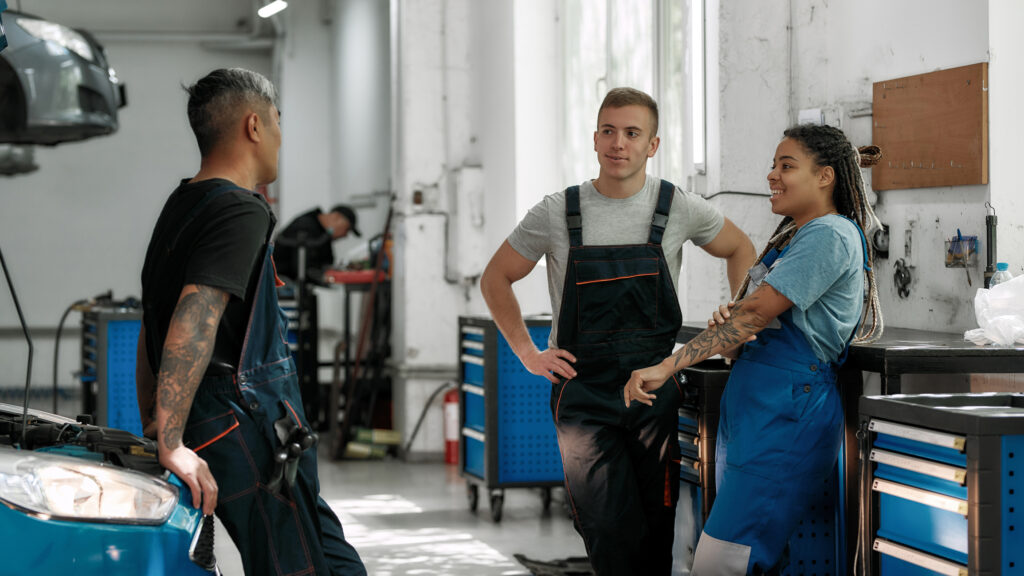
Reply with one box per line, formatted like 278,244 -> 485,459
480,88 -> 754,575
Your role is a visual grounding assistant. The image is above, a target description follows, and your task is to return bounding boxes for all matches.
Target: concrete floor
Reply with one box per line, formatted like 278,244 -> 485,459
214,457 -> 588,575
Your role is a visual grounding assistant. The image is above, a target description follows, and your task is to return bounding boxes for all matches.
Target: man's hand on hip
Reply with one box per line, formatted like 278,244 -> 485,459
520,347 -> 577,383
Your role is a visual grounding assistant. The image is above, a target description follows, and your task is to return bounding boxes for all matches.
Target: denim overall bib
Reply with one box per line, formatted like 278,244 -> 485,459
177,184 -> 365,576
692,219 -> 868,575
550,179 -> 683,576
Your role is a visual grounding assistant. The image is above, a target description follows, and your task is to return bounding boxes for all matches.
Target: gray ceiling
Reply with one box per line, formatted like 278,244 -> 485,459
8,0 -> 257,34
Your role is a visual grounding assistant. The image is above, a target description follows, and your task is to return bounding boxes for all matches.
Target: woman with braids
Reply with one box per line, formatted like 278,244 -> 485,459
624,124 -> 883,574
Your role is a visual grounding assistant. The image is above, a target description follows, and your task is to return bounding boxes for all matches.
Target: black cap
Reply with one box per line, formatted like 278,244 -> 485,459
330,204 -> 361,237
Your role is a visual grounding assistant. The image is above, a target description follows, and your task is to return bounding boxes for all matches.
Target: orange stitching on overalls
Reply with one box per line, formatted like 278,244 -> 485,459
562,472 -> 592,556
283,399 -> 302,426
575,271 -> 660,286
555,379 -> 571,425
194,420 -> 239,453
672,373 -> 682,396
664,464 -> 671,507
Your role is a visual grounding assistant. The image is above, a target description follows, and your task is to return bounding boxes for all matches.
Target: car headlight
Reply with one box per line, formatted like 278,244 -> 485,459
0,451 -> 178,524
16,17 -> 94,62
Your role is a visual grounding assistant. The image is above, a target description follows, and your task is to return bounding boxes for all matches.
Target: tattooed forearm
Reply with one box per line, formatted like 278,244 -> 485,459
156,285 -> 229,449
671,300 -> 766,369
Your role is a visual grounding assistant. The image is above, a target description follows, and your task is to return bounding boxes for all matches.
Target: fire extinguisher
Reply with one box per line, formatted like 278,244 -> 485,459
444,387 -> 460,465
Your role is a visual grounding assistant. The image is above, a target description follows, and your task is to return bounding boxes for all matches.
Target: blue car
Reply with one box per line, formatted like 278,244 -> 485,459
0,402 -> 219,574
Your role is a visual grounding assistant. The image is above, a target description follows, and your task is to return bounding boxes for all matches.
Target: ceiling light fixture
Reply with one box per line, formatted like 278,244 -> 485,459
257,0 -> 288,19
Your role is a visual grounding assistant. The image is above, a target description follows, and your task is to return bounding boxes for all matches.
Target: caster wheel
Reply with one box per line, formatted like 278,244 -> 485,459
489,491 -> 504,523
467,483 -> 479,512
541,487 -> 552,511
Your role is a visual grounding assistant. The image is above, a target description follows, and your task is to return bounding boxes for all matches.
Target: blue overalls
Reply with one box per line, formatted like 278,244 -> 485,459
692,220 -> 867,575
550,180 -> 682,576
179,185 -> 365,576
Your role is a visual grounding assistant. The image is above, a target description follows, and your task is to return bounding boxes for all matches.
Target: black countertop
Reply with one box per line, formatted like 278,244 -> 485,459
677,322 -> 1024,393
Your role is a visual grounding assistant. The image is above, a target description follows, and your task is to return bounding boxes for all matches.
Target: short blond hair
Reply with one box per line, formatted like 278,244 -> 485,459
598,87 -> 659,137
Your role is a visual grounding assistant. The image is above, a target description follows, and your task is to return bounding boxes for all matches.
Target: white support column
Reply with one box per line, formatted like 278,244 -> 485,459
391,0 -> 480,458
989,0 -> 1024,275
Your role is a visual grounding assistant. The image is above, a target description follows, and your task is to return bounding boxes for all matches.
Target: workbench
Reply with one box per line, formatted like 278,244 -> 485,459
678,323 -> 1024,394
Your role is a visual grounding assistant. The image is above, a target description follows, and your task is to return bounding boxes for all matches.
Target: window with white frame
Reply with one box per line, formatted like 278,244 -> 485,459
560,0 -> 705,189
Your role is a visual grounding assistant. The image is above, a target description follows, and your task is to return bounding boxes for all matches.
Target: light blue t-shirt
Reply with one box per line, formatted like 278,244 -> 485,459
763,215 -> 865,362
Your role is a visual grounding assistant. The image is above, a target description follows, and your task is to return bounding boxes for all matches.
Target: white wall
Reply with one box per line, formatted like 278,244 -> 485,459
332,0 -> 392,205
686,0 -> 995,334
687,0 -> 791,320
277,2 -> 332,223
391,0 -> 465,457
0,34 -> 270,388
795,0 -> 989,332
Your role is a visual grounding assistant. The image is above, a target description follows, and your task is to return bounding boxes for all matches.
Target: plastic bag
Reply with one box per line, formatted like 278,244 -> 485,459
964,273 -> 1024,346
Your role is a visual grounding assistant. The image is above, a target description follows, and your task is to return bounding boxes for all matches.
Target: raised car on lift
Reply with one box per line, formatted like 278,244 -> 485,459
0,9 -> 125,146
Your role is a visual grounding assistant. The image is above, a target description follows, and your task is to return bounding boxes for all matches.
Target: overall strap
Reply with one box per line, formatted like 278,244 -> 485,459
648,179 -> 676,245
565,185 -> 583,247
839,215 -> 871,272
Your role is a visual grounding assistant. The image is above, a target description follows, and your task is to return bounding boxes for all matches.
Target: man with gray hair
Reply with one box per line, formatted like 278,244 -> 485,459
137,68 -> 365,575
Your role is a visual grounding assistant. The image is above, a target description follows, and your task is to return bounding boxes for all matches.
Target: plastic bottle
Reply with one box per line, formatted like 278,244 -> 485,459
990,262 -> 1013,287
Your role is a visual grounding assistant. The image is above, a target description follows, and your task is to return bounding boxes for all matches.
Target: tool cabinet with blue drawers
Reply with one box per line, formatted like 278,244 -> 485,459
859,393 -> 1024,576
458,315 -> 563,522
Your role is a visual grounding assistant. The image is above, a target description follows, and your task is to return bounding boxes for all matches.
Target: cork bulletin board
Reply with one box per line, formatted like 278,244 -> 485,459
872,62 -> 988,191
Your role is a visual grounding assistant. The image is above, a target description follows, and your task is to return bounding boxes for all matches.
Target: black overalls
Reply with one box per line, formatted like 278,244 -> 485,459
163,184 -> 365,575
550,180 -> 683,575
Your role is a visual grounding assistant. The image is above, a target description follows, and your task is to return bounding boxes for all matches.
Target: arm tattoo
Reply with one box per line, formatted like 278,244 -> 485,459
671,300 -> 764,368
157,286 -> 228,449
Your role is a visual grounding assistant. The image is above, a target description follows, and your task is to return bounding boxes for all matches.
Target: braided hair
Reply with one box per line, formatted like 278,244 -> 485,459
734,124 -> 884,343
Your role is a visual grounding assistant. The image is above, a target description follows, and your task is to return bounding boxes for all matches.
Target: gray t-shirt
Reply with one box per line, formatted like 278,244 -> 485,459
508,175 -> 725,346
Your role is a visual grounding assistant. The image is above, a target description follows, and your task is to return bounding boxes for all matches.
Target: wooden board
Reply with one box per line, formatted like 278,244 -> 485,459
872,63 -> 988,191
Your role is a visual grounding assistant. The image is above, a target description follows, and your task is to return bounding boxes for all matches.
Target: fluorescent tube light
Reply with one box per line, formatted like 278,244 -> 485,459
258,0 -> 288,19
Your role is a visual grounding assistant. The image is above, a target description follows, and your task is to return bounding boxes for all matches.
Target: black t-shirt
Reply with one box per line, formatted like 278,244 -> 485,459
141,178 -> 274,377
273,208 -> 335,282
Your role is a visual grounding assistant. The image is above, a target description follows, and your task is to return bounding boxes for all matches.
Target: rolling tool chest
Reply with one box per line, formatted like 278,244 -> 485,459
458,315 -> 563,522
859,393 -> 1024,576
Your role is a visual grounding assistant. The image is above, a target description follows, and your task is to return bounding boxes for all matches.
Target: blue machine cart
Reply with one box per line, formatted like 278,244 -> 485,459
80,304 -> 142,435
458,315 -> 563,522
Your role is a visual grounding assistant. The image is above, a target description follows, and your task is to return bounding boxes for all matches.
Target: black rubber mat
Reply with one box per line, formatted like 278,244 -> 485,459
513,554 -> 595,576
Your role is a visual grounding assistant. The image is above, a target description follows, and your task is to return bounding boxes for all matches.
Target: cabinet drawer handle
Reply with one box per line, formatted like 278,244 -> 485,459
873,538 -> 967,576
870,449 -> 966,484
870,419 -> 965,451
872,478 -> 968,516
